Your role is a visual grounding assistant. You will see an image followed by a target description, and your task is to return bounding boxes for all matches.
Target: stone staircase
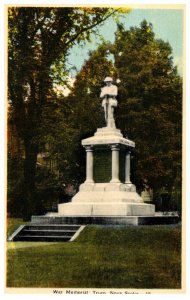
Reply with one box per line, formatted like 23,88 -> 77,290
8,224 -> 84,242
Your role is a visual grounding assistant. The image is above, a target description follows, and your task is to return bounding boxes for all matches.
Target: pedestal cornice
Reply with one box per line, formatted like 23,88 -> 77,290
82,127 -> 135,148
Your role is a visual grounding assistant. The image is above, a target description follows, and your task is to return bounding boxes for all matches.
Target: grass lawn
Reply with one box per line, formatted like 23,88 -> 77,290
6,219 -> 181,289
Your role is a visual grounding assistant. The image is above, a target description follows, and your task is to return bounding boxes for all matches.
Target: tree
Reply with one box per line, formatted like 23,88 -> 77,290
8,7 -> 123,219
113,20 -> 182,191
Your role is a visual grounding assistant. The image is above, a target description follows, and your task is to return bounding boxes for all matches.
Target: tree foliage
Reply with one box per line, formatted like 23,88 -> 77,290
112,21 -> 182,190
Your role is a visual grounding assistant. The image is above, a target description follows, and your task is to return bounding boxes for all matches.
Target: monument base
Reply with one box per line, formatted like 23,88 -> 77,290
31,214 -> 179,226
58,182 -> 155,217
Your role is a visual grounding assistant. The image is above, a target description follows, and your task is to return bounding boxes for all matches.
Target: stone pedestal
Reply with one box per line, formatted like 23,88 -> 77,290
58,127 -> 155,217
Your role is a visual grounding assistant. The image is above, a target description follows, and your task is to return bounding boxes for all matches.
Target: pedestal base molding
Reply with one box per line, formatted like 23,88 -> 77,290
58,202 -> 155,217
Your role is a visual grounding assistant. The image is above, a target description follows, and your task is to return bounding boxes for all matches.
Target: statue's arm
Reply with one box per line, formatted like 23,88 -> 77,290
111,85 -> 118,96
100,88 -> 105,98
100,87 -> 108,98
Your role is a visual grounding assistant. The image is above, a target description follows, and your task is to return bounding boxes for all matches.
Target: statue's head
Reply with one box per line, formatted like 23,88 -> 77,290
104,77 -> 113,86
104,77 -> 113,82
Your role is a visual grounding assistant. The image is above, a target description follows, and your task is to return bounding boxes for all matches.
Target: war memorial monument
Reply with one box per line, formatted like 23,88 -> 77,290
32,76 -> 163,227
9,77 -> 178,242
58,77 -> 155,220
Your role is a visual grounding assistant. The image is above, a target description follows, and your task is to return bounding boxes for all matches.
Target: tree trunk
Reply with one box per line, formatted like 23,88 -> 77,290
22,140 -> 38,220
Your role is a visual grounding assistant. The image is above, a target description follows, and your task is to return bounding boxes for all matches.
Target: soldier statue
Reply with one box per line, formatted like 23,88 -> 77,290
100,77 -> 118,129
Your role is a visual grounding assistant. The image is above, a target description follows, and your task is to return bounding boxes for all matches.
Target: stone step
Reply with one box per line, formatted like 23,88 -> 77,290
14,235 -> 71,242
8,224 -> 83,242
21,229 -> 75,237
26,224 -> 80,231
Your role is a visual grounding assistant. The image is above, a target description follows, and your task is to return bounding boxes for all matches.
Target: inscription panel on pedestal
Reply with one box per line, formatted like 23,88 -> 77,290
93,147 -> 111,183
